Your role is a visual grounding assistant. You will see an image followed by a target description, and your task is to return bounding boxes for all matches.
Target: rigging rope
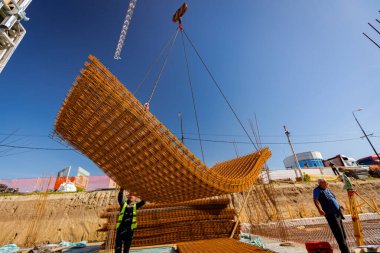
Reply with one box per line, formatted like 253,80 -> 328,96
146,28 -> 179,105
134,29 -> 179,94
183,30 -> 259,151
180,31 -> 205,163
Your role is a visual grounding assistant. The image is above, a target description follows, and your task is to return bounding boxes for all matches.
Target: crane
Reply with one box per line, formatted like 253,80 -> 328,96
113,0 -> 138,60
0,0 -> 32,73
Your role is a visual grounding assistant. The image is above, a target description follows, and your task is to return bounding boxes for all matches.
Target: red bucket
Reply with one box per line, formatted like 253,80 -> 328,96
305,242 -> 333,253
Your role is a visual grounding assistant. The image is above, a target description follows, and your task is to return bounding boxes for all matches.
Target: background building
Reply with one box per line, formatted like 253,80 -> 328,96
283,151 -> 324,169
54,166 -> 91,191
323,154 -> 358,168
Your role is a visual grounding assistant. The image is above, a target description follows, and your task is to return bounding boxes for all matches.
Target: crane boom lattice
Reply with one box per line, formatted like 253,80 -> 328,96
114,0 -> 138,60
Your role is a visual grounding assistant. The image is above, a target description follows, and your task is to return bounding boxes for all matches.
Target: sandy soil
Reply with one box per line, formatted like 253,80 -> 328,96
274,180 -> 380,219
1,180 -> 379,247
0,190 -> 116,247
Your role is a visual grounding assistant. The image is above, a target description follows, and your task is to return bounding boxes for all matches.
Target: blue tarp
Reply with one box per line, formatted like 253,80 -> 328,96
46,240 -> 87,249
0,244 -> 19,253
59,240 -> 87,248
240,233 -> 267,249
130,247 -> 176,253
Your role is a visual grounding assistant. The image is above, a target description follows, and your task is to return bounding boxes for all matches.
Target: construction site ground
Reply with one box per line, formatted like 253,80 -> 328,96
1,180 -> 380,250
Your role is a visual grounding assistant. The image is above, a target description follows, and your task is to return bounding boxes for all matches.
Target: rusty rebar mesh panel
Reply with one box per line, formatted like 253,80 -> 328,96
54,55 -> 271,203
103,198 -> 231,213
99,209 -> 235,230
99,197 -> 240,247
177,238 -> 271,253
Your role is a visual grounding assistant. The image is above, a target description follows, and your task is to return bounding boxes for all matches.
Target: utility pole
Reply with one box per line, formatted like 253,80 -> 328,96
178,112 -> 184,143
283,125 -> 303,182
66,166 -> 71,183
352,108 -> 380,163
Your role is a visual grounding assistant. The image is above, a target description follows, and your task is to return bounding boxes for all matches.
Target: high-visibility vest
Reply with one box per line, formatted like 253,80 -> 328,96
116,202 -> 137,230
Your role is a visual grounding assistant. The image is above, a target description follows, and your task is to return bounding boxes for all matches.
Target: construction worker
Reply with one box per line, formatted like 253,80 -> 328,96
313,179 -> 349,253
115,188 -> 145,253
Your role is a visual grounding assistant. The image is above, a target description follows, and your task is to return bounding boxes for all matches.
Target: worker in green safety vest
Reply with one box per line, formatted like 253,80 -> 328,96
115,188 -> 145,253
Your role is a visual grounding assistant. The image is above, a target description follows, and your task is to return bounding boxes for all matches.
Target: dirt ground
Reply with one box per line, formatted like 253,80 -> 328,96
1,180 -> 379,247
0,190 -> 116,247
274,180 -> 380,219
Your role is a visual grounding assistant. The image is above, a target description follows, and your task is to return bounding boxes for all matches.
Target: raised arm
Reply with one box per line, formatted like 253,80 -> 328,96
118,188 -> 124,207
136,199 -> 145,209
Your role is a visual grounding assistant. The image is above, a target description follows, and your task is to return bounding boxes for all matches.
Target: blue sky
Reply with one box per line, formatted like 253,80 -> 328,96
1,0 -> 380,179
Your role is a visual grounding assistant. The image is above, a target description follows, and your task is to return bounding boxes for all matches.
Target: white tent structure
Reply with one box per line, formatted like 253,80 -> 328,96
57,182 -> 77,192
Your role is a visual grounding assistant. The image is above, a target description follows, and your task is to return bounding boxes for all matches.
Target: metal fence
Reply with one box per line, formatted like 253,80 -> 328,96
0,175 -> 116,192
0,168 -> 336,192
268,167 -> 336,181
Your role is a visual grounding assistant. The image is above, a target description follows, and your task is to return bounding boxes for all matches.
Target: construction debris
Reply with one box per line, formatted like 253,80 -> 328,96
369,169 -> 380,178
27,245 -> 54,253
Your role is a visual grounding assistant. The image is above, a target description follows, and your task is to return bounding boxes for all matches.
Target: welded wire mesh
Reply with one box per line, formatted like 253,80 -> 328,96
54,55 -> 271,203
99,197 -> 239,247
177,238 -> 270,253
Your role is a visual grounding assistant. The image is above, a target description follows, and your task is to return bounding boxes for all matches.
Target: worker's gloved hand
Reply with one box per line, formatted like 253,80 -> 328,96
318,209 -> 325,216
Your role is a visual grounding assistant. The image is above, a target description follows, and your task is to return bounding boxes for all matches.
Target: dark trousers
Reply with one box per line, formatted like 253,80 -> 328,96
115,228 -> 134,253
325,213 -> 349,253
332,167 -> 340,176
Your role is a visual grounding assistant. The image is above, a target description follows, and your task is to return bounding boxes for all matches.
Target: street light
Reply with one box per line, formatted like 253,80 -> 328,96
352,108 -> 380,163
178,112 -> 184,144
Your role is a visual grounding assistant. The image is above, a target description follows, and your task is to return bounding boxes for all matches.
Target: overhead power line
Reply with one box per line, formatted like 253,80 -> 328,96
0,137 -> 364,151
0,144 -> 72,151
1,131 -> 380,139
0,133 -> 48,137
0,135 -> 378,151
184,137 -> 365,145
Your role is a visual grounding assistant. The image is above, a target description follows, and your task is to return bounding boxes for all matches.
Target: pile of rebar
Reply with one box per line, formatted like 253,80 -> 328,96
54,55 -> 271,203
177,238 -> 270,253
98,197 -> 239,247
252,214 -> 380,250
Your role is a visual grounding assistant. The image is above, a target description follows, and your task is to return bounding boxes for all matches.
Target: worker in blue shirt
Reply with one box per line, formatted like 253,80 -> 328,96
313,178 -> 349,253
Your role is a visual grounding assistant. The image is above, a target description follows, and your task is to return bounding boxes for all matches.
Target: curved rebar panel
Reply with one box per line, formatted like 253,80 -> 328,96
54,55 -> 271,203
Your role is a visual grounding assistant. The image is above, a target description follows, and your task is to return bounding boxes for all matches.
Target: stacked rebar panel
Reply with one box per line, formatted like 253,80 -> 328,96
98,198 -> 239,247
